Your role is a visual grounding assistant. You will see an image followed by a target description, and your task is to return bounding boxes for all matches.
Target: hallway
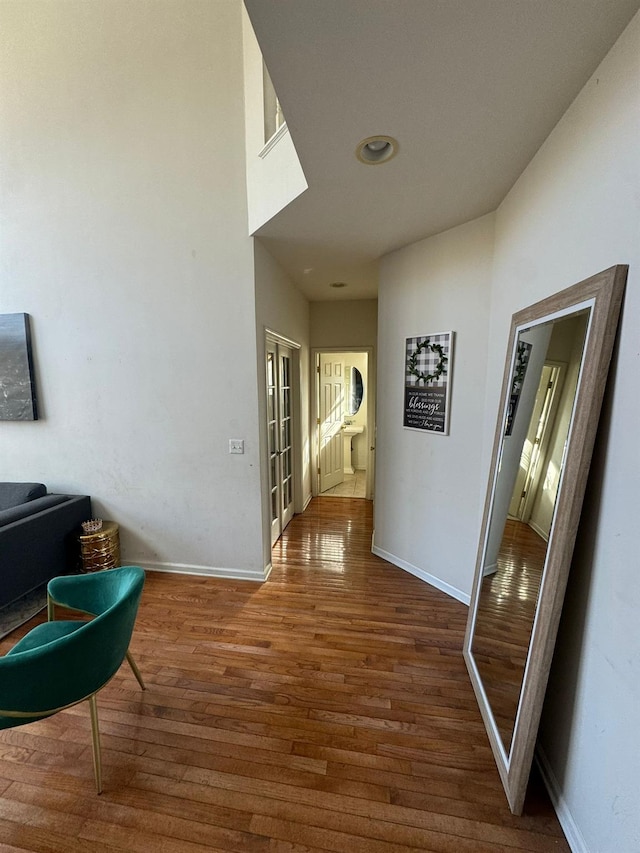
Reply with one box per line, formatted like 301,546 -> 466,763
0,498 -> 567,851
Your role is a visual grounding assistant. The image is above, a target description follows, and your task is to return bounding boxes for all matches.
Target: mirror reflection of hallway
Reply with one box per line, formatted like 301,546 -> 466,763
316,350 -> 373,499
472,311 -> 589,752
508,362 -> 565,533
464,265 -> 628,816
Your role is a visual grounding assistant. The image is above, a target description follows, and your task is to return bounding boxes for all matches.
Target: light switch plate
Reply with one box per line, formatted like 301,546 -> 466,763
229,439 -> 244,454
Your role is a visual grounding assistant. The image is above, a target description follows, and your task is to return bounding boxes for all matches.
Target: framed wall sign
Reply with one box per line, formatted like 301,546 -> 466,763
403,331 -> 454,434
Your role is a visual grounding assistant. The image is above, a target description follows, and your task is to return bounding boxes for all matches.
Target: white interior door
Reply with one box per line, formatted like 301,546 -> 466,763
508,363 -> 564,523
267,340 -> 295,545
319,353 -> 344,492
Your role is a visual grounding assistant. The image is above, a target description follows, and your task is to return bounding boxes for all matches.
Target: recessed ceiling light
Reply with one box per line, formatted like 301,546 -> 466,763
356,135 -> 398,165
330,281 -> 347,288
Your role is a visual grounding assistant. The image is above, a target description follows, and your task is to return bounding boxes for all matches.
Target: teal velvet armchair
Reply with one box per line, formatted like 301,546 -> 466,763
47,564 -> 146,691
0,565 -> 145,792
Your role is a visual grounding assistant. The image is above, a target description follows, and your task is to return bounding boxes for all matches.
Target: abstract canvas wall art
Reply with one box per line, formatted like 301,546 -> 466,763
0,313 -> 38,420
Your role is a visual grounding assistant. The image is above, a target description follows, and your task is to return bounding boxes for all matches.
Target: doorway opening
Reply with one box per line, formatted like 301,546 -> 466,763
313,348 -> 375,501
508,361 -> 566,540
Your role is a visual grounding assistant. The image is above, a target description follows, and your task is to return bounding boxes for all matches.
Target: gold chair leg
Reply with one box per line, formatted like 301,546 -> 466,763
88,694 -> 103,794
126,650 -> 146,691
47,594 -> 55,622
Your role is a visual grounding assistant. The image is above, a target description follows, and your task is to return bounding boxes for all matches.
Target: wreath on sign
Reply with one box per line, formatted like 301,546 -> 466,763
407,338 -> 448,385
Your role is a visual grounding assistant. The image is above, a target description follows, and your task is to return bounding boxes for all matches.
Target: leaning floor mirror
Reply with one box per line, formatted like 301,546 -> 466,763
463,265 -> 627,815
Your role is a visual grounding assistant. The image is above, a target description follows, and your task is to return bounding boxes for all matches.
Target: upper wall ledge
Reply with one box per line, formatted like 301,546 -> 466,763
258,122 -> 289,159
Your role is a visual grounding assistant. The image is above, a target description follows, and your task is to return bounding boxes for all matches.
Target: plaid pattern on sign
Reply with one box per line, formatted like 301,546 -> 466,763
405,333 -> 450,387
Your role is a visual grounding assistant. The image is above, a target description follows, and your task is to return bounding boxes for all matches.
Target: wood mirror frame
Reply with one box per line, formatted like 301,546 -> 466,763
463,265 -> 627,815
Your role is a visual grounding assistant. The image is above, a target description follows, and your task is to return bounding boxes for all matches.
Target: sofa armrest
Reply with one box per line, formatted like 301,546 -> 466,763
0,495 -> 92,609
0,494 -> 69,528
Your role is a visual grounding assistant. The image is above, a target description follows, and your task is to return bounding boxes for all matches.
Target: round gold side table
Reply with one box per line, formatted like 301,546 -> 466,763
78,521 -> 121,572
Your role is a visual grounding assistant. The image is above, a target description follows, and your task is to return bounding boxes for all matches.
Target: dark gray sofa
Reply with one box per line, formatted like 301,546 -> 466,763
0,482 -> 91,610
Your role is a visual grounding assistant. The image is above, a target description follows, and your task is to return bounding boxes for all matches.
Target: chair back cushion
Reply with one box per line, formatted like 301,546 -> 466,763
0,566 -> 145,722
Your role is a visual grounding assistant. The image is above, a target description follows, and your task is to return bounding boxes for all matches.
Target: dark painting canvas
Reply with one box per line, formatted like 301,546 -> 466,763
0,313 -> 38,420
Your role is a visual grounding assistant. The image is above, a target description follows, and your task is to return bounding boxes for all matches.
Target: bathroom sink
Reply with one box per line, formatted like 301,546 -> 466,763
342,425 -> 364,474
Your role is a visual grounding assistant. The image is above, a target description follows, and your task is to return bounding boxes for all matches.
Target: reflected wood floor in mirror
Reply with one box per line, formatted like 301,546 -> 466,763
472,520 -> 547,749
0,499 -> 567,852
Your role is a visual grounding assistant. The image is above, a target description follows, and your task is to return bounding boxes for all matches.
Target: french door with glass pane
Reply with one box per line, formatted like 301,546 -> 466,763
267,339 -> 294,545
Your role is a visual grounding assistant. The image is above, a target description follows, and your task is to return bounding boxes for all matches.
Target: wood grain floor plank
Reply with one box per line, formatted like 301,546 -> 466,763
132,771 -> 560,853
0,815 -> 122,853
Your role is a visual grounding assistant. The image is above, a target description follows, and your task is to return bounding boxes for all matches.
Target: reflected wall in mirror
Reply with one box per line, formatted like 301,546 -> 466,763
463,265 -> 627,815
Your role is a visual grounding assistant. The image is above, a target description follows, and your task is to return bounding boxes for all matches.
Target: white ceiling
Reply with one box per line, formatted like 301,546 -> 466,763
244,0 -> 639,301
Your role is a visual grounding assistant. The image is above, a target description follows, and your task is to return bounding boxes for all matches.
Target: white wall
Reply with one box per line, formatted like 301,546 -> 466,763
374,214 -> 495,603
374,11 -> 639,849
253,239 -> 311,568
310,299 -> 378,350
241,7 -> 308,234
489,14 -> 640,851
0,0 -> 266,579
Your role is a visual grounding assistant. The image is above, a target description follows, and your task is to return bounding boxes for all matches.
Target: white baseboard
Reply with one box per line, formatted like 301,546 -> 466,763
371,544 -> 470,606
139,559 -> 267,582
301,492 -> 313,512
535,745 -> 587,853
529,521 -> 550,543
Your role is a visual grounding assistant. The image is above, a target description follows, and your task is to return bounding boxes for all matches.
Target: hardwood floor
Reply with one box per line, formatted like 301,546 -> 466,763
0,498 -> 568,852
